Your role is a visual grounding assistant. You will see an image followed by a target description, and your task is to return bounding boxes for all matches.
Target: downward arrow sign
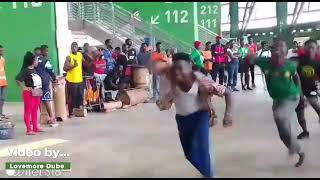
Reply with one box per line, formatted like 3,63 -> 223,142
151,15 -> 159,25
133,11 -> 139,17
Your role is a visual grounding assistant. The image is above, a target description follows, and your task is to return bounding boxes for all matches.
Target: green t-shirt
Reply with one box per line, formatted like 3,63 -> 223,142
256,58 -> 300,100
238,47 -> 249,60
191,49 -> 204,69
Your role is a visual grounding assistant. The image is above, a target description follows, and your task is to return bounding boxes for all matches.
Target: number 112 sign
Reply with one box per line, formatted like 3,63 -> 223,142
116,2 -> 221,44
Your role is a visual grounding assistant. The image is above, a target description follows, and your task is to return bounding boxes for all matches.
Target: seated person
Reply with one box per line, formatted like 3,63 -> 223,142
104,65 -> 131,101
92,47 -> 107,101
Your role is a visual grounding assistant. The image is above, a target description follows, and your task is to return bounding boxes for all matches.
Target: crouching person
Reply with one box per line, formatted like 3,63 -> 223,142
104,65 -> 131,101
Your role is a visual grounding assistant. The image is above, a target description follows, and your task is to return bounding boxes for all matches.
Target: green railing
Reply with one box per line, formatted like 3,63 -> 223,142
68,2 -> 192,53
197,25 -> 236,45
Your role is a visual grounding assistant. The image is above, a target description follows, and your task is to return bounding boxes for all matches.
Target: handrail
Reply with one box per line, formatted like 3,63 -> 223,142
197,25 -> 235,45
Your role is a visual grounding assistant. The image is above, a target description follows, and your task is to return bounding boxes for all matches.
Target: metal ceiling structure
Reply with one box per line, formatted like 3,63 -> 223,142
221,2 -> 320,33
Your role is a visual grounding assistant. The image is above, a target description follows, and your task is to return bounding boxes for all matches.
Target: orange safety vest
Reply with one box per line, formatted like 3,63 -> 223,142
0,57 -> 8,87
202,50 -> 213,71
151,51 -> 168,63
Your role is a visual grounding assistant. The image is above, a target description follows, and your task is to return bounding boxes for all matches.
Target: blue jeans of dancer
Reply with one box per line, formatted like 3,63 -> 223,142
175,111 -> 214,178
227,60 -> 239,89
153,74 -> 160,101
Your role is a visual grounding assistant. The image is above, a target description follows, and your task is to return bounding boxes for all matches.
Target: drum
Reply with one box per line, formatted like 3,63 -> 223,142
115,88 -> 148,106
132,66 -> 150,88
53,77 -> 68,121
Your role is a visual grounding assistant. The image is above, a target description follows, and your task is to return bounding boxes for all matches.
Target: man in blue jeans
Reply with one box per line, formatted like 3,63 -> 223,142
226,40 -> 241,91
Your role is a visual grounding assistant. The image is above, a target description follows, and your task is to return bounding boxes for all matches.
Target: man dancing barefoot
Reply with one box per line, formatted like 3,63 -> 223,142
154,53 -> 234,177
254,39 -> 305,167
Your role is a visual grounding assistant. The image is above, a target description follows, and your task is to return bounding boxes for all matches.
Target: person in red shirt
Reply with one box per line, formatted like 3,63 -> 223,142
297,47 -> 305,57
92,47 -> 107,102
211,36 -> 227,85
247,36 -> 257,88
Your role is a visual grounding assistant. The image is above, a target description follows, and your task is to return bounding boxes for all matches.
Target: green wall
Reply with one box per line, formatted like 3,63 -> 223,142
116,2 -> 221,45
0,2 -> 58,101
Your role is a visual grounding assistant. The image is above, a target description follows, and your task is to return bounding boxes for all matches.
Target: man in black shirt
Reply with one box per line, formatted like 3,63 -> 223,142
295,39 -> 320,139
114,45 -> 128,75
137,43 -> 151,66
125,38 -> 137,64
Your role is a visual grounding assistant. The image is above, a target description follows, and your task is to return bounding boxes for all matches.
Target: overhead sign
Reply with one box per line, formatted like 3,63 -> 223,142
117,2 -> 221,43
197,2 -> 221,33
117,2 -> 221,44
118,2 -> 194,44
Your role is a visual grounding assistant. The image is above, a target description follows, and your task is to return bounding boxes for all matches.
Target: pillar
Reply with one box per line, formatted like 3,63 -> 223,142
276,2 -> 291,41
55,2 -> 72,75
229,2 -> 239,39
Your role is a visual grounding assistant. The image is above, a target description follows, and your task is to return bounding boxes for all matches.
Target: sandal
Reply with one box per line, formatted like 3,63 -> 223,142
47,120 -> 53,125
47,117 -> 56,125
26,131 -> 36,135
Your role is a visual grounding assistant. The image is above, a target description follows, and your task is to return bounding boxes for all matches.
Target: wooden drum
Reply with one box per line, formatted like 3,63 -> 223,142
132,65 -> 150,88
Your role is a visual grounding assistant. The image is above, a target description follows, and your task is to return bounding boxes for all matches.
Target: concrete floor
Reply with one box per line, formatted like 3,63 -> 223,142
1,74 -> 320,178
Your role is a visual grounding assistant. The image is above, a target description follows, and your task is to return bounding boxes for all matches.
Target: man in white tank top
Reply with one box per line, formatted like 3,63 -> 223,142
152,53 -> 234,178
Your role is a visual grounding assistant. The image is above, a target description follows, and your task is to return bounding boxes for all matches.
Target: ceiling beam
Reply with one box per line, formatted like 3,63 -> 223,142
293,2 -> 305,26
242,2 -> 256,34
240,2 -> 250,33
291,2 -> 299,25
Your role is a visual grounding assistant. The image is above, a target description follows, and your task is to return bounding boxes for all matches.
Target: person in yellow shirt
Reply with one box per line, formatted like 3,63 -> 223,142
0,45 -> 8,120
63,42 -> 84,117
151,42 -> 168,102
